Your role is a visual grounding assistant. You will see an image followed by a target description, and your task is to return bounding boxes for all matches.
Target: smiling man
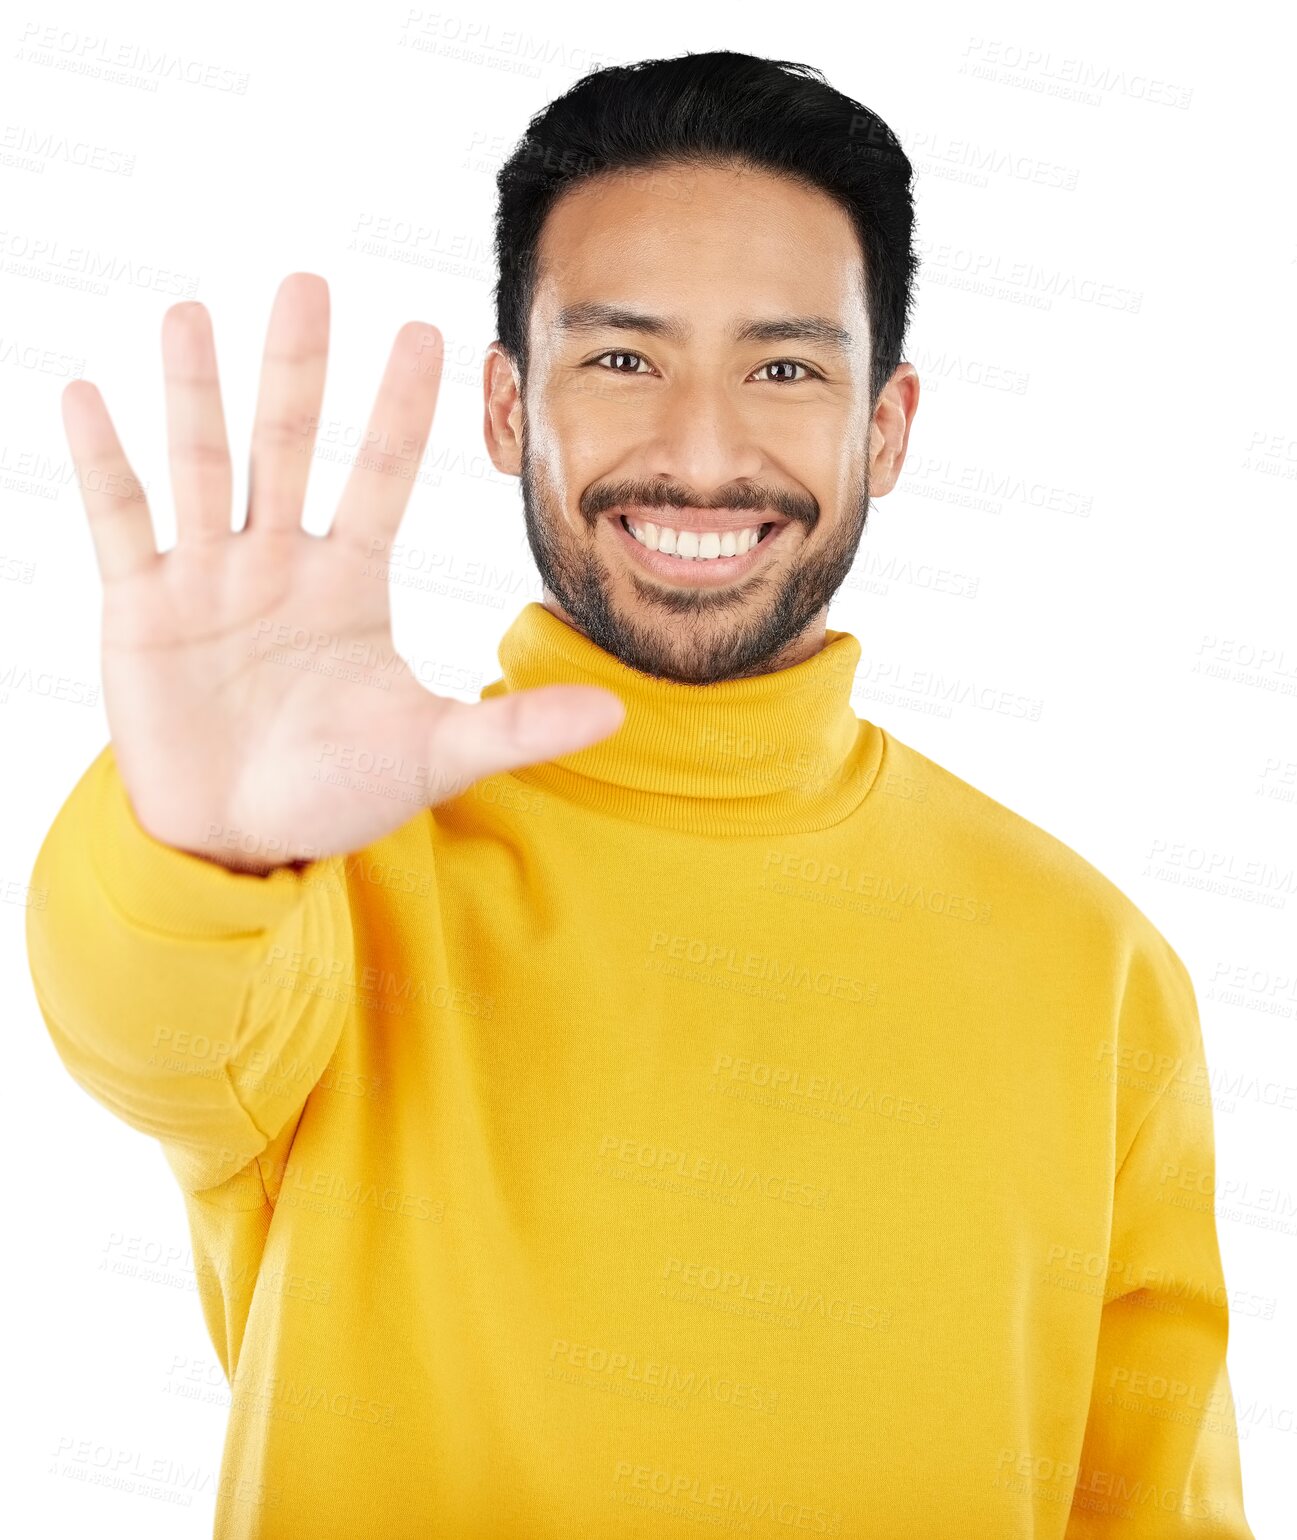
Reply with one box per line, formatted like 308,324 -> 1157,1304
28,49 -> 1255,1540
489,141 -> 904,687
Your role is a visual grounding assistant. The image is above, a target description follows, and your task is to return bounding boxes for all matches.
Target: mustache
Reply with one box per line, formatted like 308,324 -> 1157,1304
580,481 -> 818,529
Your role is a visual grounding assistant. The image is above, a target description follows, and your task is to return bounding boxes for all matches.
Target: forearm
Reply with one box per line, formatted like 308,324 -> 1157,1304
26,742 -> 355,1194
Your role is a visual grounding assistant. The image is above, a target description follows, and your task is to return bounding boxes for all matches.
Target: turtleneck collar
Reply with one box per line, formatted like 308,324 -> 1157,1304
477,602 -> 885,836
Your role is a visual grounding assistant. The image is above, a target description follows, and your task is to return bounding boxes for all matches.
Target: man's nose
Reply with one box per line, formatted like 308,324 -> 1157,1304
639,373 -> 764,493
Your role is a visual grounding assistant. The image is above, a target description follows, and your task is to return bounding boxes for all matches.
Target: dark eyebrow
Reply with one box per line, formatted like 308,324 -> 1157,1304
553,302 -> 854,356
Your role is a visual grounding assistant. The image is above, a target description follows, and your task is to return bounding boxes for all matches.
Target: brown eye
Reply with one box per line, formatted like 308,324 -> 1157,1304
593,351 -> 649,373
757,360 -> 817,384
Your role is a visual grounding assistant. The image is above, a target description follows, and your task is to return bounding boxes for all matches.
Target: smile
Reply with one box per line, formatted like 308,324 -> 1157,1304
605,510 -> 791,587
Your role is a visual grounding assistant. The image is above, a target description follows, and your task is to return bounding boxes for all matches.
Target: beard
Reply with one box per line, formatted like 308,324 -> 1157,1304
517,424 -> 871,685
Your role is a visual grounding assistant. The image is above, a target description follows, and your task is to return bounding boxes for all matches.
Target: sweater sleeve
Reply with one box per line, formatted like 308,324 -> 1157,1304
25,742 -> 355,1197
1064,941 -> 1256,1538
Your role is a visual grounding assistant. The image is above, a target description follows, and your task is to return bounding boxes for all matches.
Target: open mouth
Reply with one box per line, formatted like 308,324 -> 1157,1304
617,514 -> 780,561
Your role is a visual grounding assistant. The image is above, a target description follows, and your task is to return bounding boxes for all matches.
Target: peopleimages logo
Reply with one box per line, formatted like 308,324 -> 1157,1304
646,930 -> 868,1003
595,1134 -> 830,1210
548,1338 -> 778,1415
610,1459 -> 843,1534
662,1258 -> 892,1330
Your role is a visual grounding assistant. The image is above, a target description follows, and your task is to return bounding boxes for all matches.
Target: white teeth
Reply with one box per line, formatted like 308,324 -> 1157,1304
625,519 -> 768,559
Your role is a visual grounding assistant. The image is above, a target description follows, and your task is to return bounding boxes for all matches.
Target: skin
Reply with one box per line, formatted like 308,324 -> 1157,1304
58,280 -> 629,875
483,159 -> 921,685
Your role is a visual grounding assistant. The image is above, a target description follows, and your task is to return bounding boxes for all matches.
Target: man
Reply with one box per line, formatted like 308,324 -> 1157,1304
28,50 -> 1255,1539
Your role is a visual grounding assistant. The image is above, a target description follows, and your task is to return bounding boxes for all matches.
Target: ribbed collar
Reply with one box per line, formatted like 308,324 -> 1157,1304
478,602 -> 885,836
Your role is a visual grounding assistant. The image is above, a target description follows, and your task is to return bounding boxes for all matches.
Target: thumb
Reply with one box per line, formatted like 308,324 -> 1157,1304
427,685 -> 626,798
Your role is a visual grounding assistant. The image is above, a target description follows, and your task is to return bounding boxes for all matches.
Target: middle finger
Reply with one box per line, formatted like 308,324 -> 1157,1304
244,272 -> 331,534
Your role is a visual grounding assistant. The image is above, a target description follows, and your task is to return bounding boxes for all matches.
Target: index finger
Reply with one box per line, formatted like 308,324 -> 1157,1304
326,321 -> 443,556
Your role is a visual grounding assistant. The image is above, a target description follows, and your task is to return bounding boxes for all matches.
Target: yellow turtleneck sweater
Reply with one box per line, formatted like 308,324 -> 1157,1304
27,601 -> 1255,1539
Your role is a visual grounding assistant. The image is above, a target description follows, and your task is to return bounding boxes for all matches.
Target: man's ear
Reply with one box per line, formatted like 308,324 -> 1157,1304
483,342 -> 523,477
867,362 -> 921,497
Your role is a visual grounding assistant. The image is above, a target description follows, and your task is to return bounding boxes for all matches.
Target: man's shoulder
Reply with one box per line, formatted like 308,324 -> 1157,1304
875,726 -> 1185,973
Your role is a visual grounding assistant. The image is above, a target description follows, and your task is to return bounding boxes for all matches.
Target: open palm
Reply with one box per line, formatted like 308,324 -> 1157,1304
61,273 -> 624,874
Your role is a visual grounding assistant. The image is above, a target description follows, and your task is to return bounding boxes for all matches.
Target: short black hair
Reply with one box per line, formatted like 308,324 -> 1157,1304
492,49 -> 919,409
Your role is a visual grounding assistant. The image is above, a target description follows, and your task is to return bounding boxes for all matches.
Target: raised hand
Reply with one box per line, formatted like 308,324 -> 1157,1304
60,273 -> 625,875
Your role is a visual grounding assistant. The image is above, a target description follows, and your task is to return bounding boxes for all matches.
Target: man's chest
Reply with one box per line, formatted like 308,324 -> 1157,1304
230,860 -> 1118,1537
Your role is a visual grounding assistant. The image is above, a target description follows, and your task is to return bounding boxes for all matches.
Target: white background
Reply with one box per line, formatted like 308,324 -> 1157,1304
2,0 -> 1292,1533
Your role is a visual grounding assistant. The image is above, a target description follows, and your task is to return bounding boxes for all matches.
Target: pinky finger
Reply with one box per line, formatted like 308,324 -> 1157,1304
61,380 -> 159,582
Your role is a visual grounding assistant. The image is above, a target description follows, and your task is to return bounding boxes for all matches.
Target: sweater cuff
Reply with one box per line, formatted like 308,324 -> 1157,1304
89,746 -> 328,938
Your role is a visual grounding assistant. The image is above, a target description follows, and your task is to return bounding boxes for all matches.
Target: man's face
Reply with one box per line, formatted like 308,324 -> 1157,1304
485,160 -> 909,684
